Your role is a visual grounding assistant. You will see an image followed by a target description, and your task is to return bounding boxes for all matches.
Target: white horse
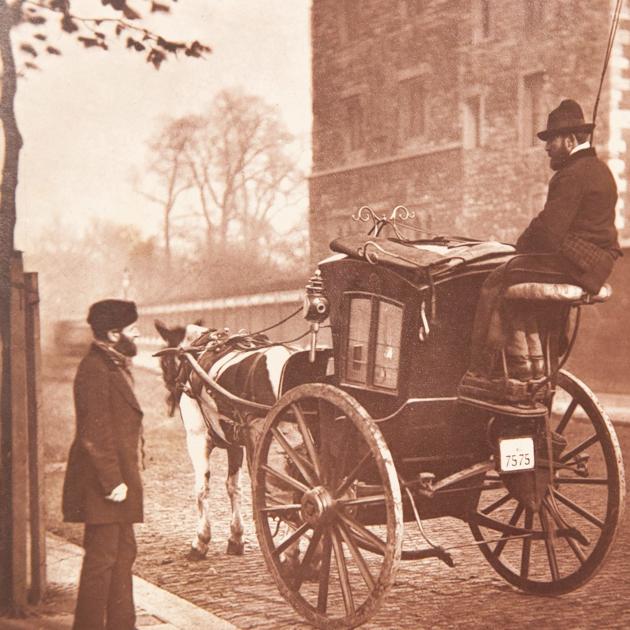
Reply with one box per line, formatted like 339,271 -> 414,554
154,320 -> 295,559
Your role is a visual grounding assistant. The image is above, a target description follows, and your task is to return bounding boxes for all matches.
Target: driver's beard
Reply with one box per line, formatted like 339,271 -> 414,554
550,146 -> 570,171
114,333 -> 138,357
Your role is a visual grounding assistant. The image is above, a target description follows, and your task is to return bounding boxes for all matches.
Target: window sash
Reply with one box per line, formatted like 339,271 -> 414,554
399,78 -> 425,140
345,96 -> 364,151
523,73 -> 545,147
463,96 -> 481,149
343,293 -> 404,393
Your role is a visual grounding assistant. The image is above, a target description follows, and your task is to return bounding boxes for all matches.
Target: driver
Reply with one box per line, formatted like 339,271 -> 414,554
460,99 -> 622,402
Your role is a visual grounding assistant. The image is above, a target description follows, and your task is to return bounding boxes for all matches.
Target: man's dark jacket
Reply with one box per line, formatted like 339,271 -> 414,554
62,344 -> 144,523
516,147 -> 621,293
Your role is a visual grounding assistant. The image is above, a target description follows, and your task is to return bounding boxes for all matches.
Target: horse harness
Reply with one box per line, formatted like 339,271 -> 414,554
173,329 -> 274,446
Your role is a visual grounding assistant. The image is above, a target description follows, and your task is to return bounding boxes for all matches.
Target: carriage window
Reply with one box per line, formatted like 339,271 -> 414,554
346,297 -> 371,384
374,301 -> 402,390
344,294 -> 404,393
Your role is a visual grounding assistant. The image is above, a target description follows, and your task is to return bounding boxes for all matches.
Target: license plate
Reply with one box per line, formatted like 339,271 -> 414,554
499,436 -> 535,472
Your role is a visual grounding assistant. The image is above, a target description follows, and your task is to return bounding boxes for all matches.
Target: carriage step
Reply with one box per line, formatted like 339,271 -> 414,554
458,395 -> 547,418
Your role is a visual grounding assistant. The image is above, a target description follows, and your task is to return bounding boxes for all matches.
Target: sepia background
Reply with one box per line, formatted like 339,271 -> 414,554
4,1 -> 629,628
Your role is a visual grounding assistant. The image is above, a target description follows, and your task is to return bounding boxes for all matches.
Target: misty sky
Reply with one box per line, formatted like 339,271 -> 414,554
15,0 -> 311,250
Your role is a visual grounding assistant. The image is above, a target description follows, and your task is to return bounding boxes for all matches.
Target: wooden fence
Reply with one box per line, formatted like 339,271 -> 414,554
0,251 -> 45,611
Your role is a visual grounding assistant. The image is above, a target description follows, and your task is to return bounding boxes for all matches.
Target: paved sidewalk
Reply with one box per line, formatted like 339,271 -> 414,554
0,534 -> 237,630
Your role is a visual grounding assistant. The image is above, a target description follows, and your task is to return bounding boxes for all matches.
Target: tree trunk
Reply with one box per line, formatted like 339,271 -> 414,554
164,204 -> 171,270
0,1 -> 23,610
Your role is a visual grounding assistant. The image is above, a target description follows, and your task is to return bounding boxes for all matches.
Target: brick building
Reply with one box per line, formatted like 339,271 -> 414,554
309,0 -> 630,262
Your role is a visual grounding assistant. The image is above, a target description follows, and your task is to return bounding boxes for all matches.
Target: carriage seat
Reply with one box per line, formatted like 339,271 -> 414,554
504,282 -> 612,304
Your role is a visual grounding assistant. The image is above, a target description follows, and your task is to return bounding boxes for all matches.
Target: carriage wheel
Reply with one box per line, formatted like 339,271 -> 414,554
252,383 -> 403,629
469,370 -> 625,594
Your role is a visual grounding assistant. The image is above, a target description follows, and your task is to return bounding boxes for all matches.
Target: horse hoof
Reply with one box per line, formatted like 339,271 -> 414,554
226,540 -> 244,556
186,547 -> 207,561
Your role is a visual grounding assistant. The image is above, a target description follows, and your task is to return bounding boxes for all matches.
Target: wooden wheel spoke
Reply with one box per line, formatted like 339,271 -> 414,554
331,527 -> 355,616
318,401 -> 343,488
552,489 -> 605,529
293,526 -> 324,591
560,433 -> 599,464
556,477 -> 609,486
481,492 -> 512,516
540,507 -> 561,581
555,398 -> 578,434
336,521 -> 376,591
317,531 -> 333,614
259,503 -> 301,515
520,510 -> 534,579
271,426 -> 318,487
336,450 -> 372,498
292,403 -> 322,480
261,463 -> 310,495
492,504 -> 524,559
272,521 -> 311,558
544,498 -> 587,565
338,494 -> 386,508
338,511 -> 387,555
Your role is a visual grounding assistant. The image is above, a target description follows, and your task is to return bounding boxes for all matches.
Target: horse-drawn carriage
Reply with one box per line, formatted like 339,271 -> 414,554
157,208 -> 625,629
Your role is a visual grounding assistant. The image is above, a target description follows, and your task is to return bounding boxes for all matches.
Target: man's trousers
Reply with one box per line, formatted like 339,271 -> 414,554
469,254 -> 574,375
73,523 -> 137,630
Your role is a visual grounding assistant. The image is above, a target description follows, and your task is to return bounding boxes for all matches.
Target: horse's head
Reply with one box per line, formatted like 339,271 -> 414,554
154,318 -> 207,416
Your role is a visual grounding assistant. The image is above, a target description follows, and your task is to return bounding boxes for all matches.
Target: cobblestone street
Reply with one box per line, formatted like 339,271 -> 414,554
44,357 -> 630,629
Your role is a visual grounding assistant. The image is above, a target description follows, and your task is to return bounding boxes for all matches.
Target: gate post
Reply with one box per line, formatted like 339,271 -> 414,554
25,272 -> 45,603
9,251 -> 29,610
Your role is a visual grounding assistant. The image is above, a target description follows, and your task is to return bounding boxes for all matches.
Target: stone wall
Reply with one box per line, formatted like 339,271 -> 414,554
310,0 -> 629,260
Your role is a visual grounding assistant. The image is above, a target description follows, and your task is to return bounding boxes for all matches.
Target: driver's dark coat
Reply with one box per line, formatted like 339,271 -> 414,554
62,344 -> 144,524
516,147 -> 620,292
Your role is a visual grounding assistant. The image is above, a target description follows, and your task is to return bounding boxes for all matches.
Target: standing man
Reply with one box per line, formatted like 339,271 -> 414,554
460,99 -> 621,399
62,299 -> 143,630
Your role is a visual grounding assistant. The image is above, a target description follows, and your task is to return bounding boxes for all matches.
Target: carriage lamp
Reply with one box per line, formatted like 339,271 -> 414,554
303,270 -> 330,362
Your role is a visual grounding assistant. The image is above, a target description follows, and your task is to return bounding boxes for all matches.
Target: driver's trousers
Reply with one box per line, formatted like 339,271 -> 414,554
469,254 -> 575,377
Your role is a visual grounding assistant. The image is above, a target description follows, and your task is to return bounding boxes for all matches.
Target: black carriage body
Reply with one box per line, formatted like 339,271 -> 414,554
318,254 -> 502,518
252,238 -> 625,624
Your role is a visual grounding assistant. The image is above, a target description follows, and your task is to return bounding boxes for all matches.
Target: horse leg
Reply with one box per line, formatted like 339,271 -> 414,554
225,445 -> 245,556
180,395 -> 214,559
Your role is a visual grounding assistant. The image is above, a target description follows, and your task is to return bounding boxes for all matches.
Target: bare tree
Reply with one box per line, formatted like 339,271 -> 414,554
139,117 -> 196,268
157,88 -> 305,256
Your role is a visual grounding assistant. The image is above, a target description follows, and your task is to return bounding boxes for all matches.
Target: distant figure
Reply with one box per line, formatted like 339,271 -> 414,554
62,299 -> 143,630
460,99 -> 621,399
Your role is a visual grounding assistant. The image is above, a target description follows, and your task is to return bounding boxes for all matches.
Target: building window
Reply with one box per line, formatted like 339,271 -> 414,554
525,0 -> 544,35
473,0 -> 491,42
481,0 -> 491,37
398,77 -> 426,140
402,0 -> 424,18
523,72 -> 545,147
342,0 -> 361,41
463,95 -> 482,149
344,95 -> 364,152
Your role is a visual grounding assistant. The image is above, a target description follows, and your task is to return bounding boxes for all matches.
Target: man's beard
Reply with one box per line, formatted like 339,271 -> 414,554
114,333 -> 138,357
549,146 -> 570,171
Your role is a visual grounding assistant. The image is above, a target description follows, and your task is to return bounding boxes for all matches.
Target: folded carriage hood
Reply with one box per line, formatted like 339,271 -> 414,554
326,234 -> 515,277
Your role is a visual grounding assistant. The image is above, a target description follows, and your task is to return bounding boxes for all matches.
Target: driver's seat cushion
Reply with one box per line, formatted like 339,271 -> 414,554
504,282 -> 612,304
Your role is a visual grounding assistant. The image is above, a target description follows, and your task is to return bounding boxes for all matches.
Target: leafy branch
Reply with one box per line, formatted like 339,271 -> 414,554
17,0 -> 211,71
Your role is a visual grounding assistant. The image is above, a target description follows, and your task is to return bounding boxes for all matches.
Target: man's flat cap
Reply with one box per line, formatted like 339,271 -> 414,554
87,299 -> 138,333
